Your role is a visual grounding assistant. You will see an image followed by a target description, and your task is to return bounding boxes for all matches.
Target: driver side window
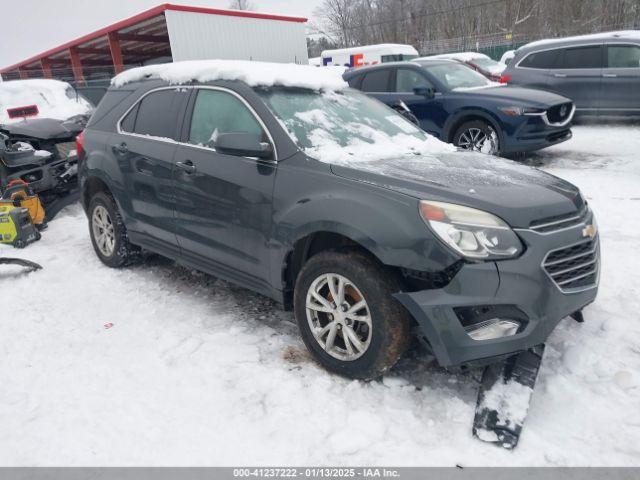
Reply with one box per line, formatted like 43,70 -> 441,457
188,89 -> 264,148
395,68 -> 431,93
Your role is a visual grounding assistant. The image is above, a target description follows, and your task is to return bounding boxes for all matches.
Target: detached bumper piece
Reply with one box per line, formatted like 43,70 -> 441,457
0,257 -> 42,272
473,344 -> 545,449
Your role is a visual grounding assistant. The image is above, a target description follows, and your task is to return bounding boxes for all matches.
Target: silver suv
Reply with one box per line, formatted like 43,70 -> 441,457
501,31 -> 640,116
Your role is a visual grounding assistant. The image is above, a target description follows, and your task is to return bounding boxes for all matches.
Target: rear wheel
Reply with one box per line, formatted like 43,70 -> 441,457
453,120 -> 500,155
88,191 -> 139,268
294,250 -> 410,380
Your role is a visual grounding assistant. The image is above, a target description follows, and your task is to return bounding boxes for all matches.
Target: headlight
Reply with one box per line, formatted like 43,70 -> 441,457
498,106 -> 545,116
419,200 -> 523,260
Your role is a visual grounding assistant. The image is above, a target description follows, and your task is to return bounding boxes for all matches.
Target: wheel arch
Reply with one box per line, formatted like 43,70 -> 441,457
82,175 -> 113,211
445,108 -> 504,144
281,228 -> 385,311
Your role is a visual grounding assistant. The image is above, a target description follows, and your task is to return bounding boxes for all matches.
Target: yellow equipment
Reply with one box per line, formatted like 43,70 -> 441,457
0,179 -> 46,227
0,205 -> 40,248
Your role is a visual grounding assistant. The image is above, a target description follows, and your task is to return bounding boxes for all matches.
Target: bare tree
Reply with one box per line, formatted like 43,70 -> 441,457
313,0 -> 640,55
228,0 -> 255,10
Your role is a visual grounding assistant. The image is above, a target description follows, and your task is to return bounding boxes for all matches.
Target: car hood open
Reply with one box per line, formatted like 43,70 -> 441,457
330,151 -> 584,228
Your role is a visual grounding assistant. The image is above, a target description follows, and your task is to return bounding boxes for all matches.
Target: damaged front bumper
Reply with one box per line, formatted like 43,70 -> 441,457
395,214 -> 600,367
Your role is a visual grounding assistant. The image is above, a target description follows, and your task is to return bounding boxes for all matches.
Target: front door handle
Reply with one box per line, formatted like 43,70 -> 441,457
176,160 -> 196,174
553,73 -> 567,78
602,73 -> 618,78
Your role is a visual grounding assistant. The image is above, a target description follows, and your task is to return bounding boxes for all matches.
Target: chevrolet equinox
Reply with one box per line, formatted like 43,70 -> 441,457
78,61 -> 600,380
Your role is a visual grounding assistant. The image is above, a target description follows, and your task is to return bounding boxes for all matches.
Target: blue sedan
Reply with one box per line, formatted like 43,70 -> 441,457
343,59 -> 575,155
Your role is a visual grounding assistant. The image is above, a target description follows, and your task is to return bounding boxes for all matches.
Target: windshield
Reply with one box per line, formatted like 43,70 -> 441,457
0,80 -> 94,124
256,87 -> 455,164
417,62 -> 492,90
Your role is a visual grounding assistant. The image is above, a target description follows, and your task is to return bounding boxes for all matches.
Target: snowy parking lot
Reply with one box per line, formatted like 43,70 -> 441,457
1,124 -> 639,466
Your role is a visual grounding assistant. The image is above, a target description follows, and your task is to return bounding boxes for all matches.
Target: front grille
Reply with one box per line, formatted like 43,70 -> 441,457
530,205 -> 589,233
547,102 -> 573,124
543,238 -> 599,292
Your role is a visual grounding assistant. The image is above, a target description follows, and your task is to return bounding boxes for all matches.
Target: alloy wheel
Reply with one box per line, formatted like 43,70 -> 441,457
458,127 -> 499,154
92,205 -> 116,257
305,273 -> 372,361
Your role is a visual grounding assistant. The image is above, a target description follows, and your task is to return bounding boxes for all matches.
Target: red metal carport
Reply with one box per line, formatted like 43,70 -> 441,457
0,3 -> 306,84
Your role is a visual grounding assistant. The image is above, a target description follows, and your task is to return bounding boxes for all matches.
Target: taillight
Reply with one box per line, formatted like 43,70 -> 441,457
500,74 -> 511,84
76,130 -> 86,163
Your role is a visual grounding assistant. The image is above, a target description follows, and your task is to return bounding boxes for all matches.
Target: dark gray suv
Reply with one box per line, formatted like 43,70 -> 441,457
502,31 -> 640,116
78,62 -> 599,380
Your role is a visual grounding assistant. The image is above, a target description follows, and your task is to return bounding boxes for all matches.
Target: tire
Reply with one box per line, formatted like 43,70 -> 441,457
294,250 -> 411,380
88,191 -> 139,268
453,119 -> 500,155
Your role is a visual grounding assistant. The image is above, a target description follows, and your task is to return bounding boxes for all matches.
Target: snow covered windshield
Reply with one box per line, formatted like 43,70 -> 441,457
417,62 -> 492,90
257,87 -> 455,164
0,79 -> 94,124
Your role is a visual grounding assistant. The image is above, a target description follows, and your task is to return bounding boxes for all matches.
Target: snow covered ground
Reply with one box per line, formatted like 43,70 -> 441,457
1,124 -> 639,466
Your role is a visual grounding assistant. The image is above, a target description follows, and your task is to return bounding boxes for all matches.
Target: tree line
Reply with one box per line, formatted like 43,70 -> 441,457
308,0 -> 640,56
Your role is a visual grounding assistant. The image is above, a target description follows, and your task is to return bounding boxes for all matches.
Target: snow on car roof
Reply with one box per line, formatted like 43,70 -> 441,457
0,79 -> 93,124
112,60 -> 348,91
519,30 -> 640,50
426,52 -> 491,62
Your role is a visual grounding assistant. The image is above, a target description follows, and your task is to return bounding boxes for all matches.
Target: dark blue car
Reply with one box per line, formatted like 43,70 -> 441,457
343,59 -> 575,155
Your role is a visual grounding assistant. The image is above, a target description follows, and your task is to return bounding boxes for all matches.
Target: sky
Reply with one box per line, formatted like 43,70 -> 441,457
0,0 -> 324,69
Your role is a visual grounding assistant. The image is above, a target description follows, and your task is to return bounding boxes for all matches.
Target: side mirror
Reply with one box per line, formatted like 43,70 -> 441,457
413,85 -> 435,99
214,133 -> 274,160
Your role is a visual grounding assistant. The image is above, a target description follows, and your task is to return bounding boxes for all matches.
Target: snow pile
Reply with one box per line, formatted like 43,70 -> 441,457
112,60 -> 348,91
479,380 -> 534,430
0,79 -> 93,124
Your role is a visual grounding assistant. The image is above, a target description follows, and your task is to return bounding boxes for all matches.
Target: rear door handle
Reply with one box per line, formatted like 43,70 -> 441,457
112,142 -> 129,155
602,73 -> 618,78
553,73 -> 567,78
176,160 -> 196,174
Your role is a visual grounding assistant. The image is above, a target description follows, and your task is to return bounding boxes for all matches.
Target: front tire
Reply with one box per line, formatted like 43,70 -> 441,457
453,120 -> 500,155
88,191 -> 139,268
294,250 -> 410,380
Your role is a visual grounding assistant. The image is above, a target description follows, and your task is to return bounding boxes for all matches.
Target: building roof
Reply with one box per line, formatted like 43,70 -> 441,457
0,3 -> 307,76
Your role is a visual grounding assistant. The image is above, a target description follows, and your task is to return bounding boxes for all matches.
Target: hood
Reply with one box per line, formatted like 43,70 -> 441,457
0,115 -> 87,140
330,151 -> 583,228
453,85 -> 570,107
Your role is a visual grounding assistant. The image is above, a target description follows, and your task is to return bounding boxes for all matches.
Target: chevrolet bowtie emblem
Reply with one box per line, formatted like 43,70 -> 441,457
582,224 -> 597,239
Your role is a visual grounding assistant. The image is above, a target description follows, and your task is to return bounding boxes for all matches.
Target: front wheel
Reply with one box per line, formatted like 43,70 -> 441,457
294,250 -> 410,380
453,120 -> 500,155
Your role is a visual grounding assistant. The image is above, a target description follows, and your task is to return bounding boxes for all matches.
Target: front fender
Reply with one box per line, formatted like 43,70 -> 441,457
269,155 -> 460,289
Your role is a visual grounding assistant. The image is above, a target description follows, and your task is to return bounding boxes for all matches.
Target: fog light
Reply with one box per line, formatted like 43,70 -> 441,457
465,319 -> 520,341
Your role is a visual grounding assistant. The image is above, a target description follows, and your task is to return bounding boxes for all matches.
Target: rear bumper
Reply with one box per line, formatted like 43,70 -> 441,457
395,213 -> 599,367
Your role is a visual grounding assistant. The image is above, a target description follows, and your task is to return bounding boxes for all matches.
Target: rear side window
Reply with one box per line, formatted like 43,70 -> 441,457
607,45 -> 640,68
120,103 -> 138,132
518,49 -> 561,69
360,69 -> 391,92
395,68 -> 430,92
127,89 -> 184,139
559,46 -> 602,69
188,89 -> 263,148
